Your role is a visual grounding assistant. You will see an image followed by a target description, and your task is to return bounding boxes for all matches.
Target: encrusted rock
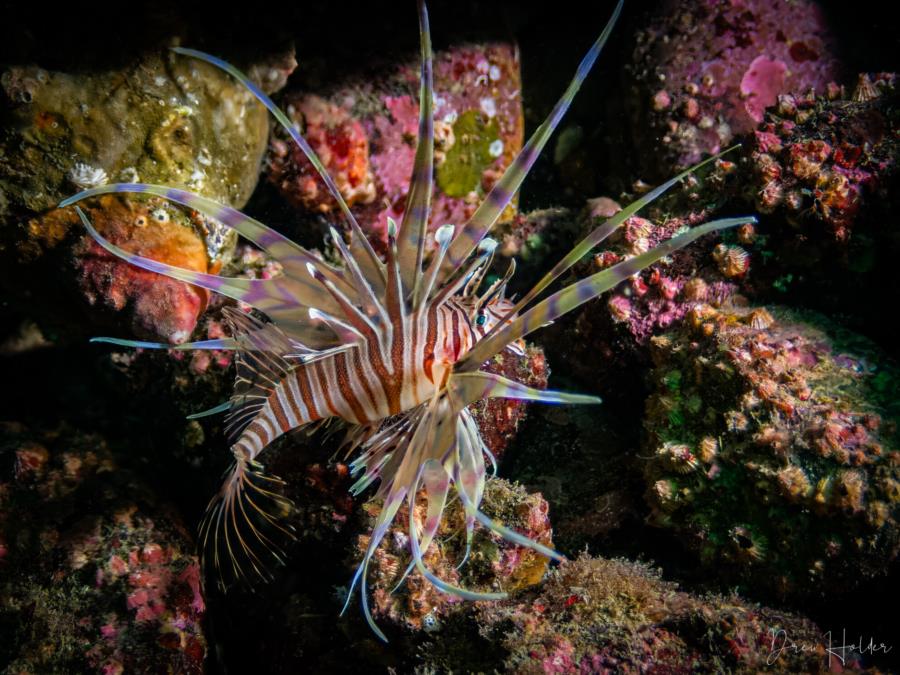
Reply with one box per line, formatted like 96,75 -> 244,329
627,0 -> 842,176
0,423 -> 206,673
1,49 -> 275,342
643,306 -> 900,600
267,42 -> 523,250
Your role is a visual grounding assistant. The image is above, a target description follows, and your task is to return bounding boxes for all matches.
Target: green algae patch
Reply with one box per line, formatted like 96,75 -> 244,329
436,110 -> 499,198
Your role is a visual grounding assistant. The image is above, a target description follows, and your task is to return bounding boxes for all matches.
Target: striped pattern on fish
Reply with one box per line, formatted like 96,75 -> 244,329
61,0 -> 756,641
233,299 -> 477,459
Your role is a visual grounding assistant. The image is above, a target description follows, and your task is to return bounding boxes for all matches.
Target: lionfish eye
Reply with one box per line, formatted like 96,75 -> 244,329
475,313 -> 487,326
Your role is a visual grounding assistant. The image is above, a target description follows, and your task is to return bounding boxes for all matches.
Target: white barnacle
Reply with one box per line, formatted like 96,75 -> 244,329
422,612 -> 440,633
480,97 -> 497,118
68,162 -> 108,189
119,167 -> 140,183
488,139 -> 504,158
189,168 -> 206,188
151,207 -> 170,224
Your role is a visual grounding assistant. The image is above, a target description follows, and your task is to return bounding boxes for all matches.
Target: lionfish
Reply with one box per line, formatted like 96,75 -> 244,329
62,0 -> 753,640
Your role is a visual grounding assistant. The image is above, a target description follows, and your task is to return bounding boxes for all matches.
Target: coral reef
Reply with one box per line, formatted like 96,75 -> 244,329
0,423 -> 205,673
461,553 -> 867,673
538,188 -> 749,396
1,51 -> 270,253
355,477 -> 554,635
0,3 -> 897,673
627,0 -> 842,176
267,42 -> 523,247
749,73 -> 896,241
744,74 -> 899,324
0,49 -> 273,342
643,305 -> 900,600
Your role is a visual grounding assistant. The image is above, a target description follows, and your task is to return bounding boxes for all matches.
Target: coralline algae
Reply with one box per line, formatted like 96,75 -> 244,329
267,42 -> 523,248
627,0 -> 842,175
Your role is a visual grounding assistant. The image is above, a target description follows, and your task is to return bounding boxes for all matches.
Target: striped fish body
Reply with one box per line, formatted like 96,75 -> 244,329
234,299 -> 477,462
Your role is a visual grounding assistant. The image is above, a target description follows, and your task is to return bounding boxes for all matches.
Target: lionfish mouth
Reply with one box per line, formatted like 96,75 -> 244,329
60,0 -> 755,641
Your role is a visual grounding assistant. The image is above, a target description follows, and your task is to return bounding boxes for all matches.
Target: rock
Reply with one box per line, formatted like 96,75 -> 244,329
626,0 -> 843,177
537,192 -> 749,397
266,42 -> 524,250
356,477 -> 554,636
0,422 -> 206,673
0,48 -> 274,342
643,305 -> 900,600
748,74 -> 896,241
469,345 -> 549,463
458,553 -> 868,673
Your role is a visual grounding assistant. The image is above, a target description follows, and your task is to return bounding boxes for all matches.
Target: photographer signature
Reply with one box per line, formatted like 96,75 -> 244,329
768,628 -> 892,667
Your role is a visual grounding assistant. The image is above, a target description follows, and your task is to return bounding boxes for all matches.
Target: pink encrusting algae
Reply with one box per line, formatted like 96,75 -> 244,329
627,0 -> 842,174
268,41 -> 524,248
60,0 -> 756,641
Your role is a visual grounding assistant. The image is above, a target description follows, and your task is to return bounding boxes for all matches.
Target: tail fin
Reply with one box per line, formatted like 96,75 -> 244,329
198,456 -> 297,590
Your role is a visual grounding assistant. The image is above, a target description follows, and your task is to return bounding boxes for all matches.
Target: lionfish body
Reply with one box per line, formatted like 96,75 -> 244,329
63,0 -> 754,640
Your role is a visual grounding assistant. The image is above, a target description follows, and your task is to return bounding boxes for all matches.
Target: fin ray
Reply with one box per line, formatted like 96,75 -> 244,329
438,0 -> 624,283
397,0 -> 434,297
458,215 -> 756,370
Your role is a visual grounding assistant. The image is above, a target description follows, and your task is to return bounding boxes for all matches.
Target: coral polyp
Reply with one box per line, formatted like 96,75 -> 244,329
61,0 -> 755,640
